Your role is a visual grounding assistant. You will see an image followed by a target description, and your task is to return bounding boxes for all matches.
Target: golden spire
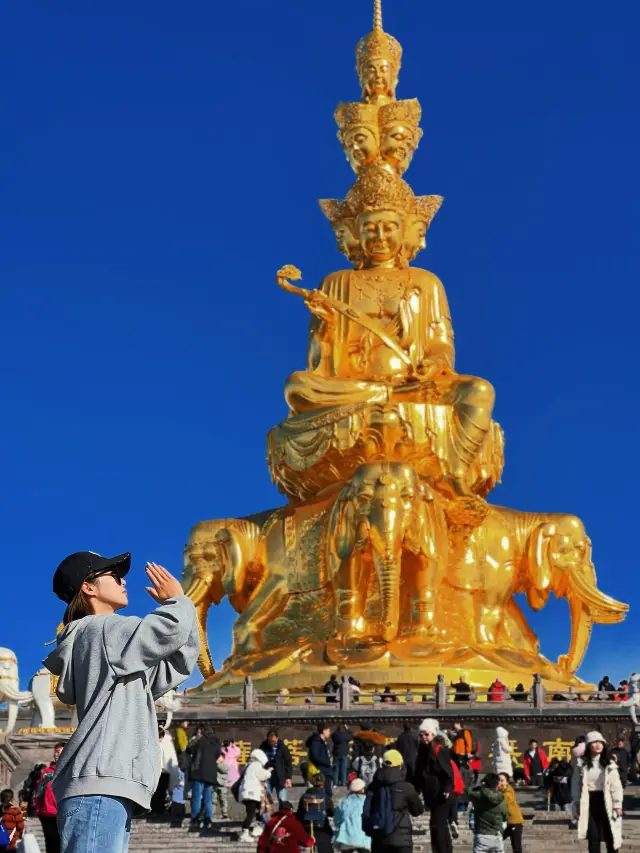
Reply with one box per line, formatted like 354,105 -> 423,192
373,0 -> 383,31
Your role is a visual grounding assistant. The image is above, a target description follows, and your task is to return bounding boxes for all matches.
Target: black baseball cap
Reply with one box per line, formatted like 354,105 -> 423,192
53,551 -> 131,603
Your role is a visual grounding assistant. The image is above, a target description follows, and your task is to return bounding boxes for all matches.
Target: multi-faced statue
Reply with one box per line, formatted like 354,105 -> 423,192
404,195 -> 443,262
378,99 -> 423,174
355,25 -> 402,105
335,103 -> 380,173
319,198 -> 362,267
357,209 -> 405,267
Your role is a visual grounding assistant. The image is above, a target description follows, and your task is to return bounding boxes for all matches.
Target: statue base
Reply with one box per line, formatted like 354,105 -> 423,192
192,642 -> 587,695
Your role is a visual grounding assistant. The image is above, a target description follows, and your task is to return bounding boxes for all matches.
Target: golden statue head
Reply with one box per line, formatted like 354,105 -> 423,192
319,198 -> 362,267
356,0 -> 402,105
346,166 -> 415,267
335,102 -> 380,173
378,99 -> 423,174
405,195 -> 443,261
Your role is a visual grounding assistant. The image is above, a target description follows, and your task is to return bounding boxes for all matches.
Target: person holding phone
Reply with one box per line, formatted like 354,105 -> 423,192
44,552 -> 199,853
571,732 -> 623,852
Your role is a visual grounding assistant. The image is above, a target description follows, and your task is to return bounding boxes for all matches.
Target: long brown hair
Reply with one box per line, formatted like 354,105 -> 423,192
63,585 -> 94,625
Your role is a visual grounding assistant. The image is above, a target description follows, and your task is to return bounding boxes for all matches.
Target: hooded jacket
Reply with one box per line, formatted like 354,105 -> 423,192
43,595 -> 199,811
468,786 -> 507,835
366,765 -> 424,850
239,749 -> 272,802
492,727 -> 513,777
334,793 -> 371,851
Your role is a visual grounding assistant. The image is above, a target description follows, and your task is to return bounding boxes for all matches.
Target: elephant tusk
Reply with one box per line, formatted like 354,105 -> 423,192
183,576 -> 214,607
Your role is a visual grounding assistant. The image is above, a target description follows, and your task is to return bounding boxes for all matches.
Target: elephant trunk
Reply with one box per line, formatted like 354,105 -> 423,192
369,503 -> 403,643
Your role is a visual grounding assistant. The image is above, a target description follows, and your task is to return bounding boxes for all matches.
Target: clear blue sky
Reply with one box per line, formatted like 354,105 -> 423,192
2,0 -> 639,691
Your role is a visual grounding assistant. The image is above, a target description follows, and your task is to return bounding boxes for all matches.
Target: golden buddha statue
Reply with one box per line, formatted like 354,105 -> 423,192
182,0 -> 628,695
284,167 -> 495,499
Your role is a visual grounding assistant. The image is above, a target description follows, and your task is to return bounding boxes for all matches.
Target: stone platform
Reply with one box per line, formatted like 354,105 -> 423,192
22,786 -> 640,851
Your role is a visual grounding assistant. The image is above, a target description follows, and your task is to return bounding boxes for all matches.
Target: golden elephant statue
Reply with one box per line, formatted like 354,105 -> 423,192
444,506 -> 628,672
328,461 -> 448,646
182,461 -> 449,679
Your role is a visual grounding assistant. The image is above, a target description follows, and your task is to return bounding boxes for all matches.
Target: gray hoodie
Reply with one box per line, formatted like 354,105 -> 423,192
44,595 -> 199,811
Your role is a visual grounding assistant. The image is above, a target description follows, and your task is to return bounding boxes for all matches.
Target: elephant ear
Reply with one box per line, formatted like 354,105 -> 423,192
217,520 -> 263,605
524,522 -> 556,610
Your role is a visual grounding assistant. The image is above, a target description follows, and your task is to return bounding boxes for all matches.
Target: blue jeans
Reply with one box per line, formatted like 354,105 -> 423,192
266,780 -> 289,803
191,780 -> 213,822
58,795 -> 133,853
333,756 -> 348,786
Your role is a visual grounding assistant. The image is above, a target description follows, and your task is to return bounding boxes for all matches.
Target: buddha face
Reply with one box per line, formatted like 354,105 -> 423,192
334,219 -> 361,264
343,126 -> 379,171
381,124 -> 418,172
405,216 -> 428,261
358,210 -> 405,265
361,59 -> 395,101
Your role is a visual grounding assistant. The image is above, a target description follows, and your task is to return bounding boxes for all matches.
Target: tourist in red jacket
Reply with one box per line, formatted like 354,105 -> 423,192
523,740 -> 549,786
487,679 -> 505,702
258,801 -> 314,853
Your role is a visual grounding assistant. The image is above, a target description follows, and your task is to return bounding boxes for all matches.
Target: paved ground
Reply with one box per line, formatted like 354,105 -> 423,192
24,784 -> 640,851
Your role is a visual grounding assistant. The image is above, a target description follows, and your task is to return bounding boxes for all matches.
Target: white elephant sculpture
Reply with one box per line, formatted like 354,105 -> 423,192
0,649 -> 57,734
155,689 -> 183,730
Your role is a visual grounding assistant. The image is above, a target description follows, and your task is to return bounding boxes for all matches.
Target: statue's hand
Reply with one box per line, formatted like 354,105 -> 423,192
305,289 -> 335,325
416,358 -> 454,380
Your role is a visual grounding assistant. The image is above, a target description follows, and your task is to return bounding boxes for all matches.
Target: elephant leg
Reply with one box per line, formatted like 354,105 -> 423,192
409,552 -> 443,633
334,550 -> 374,636
474,590 -> 506,646
233,575 -> 287,654
504,598 -> 540,654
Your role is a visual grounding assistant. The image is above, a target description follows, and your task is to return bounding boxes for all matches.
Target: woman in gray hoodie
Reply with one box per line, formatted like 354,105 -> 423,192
44,552 -> 199,853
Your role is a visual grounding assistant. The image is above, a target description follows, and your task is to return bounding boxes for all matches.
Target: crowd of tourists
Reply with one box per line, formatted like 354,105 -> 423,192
11,548 -> 634,853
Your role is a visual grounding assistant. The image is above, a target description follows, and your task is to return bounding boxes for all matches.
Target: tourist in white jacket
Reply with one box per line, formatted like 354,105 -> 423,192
493,726 -> 513,778
239,748 -> 272,841
571,731 -> 623,852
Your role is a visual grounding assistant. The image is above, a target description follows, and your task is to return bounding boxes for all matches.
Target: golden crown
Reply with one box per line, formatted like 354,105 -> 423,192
413,195 -> 444,229
378,98 -> 422,130
334,102 -> 380,140
318,199 -> 349,226
345,165 -> 415,218
356,0 -> 402,81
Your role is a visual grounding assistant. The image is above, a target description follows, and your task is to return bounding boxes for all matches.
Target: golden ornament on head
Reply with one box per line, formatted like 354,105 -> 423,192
413,195 -> 444,229
334,102 -> 380,141
345,164 -> 415,218
318,199 -> 349,226
356,4 -> 403,81
378,98 -> 422,129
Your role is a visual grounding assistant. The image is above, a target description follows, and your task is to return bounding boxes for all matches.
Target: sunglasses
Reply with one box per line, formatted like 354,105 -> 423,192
87,569 -> 123,585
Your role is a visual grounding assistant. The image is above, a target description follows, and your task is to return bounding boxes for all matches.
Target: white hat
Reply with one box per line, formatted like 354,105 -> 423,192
349,778 -> 366,793
585,731 -> 606,745
419,718 -> 439,735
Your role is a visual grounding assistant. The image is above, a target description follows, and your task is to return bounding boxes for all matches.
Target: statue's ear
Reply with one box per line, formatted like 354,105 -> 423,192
525,523 -> 556,610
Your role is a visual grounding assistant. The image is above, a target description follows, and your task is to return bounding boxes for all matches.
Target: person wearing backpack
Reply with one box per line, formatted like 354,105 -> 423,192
296,774 -> 334,853
259,800 -> 313,853
353,741 -> 383,787
43,554 -> 199,853
363,749 -> 423,853
0,789 -> 24,851
334,779 -> 371,853
34,743 -> 64,853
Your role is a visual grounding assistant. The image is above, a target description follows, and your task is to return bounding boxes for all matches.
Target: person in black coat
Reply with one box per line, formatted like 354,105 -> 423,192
307,723 -> 334,794
260,729 -> 294,800
189,729 -> 221,827
414,722 -> 454,853
331,724 -> 353,787
394,722 -> 419,784
612,739 -> 631,785
365,750 -> 424,853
